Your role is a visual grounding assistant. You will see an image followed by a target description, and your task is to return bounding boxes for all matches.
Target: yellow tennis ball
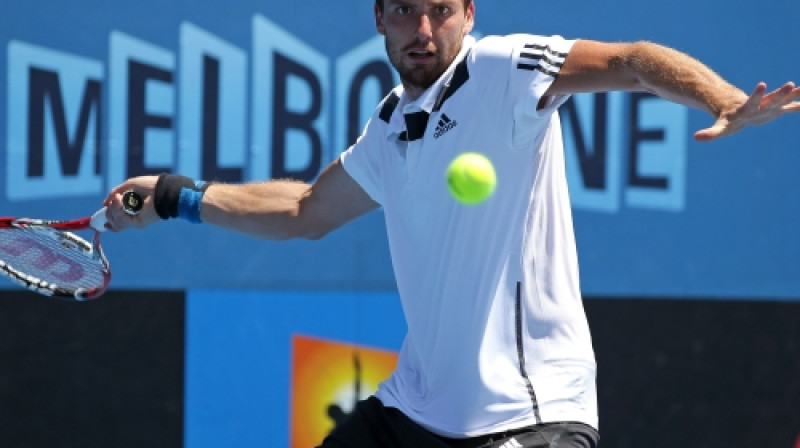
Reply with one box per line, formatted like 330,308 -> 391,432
446,152 -> 497,205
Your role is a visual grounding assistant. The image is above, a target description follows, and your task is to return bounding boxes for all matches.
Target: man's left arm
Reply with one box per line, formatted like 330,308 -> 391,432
545,39 -> 800,141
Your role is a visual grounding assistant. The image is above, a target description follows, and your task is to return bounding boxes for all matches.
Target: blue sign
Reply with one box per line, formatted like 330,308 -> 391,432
1,1 -> 799,299
185,289 -> 405,447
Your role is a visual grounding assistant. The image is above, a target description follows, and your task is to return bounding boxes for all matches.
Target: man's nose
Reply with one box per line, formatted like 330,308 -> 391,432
414,14 -> 433,40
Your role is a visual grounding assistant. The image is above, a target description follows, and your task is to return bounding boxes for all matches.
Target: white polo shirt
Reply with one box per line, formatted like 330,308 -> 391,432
340,34 -> 597,438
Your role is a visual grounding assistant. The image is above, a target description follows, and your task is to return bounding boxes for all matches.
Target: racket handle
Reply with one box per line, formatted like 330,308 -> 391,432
90,191 -> 144,232
122,191 -> 144,215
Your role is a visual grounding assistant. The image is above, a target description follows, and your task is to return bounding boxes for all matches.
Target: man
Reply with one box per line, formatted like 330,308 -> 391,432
104,0 -> 800,446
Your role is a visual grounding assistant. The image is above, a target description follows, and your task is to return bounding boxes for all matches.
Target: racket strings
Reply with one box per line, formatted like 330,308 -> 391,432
0,226 -> 105,291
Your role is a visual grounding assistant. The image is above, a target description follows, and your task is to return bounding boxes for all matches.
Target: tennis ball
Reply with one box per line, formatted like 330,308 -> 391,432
446,152 -> 497,205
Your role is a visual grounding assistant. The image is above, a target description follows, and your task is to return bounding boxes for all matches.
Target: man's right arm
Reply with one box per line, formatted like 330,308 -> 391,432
104,158 -> 380,240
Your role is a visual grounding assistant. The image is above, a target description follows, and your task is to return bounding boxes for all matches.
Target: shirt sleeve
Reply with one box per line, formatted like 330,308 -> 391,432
339,113 -> 386,206
504,33 -> 576,117
469,34 -> 575,149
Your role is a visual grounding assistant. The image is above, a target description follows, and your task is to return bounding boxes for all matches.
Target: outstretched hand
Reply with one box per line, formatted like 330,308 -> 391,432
694,82 -> 800,141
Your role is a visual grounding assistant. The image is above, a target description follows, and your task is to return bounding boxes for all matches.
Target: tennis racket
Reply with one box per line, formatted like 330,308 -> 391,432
0,191 -> 143,300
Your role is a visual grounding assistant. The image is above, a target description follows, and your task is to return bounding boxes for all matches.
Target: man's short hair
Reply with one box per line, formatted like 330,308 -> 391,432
375,0 -> 472,13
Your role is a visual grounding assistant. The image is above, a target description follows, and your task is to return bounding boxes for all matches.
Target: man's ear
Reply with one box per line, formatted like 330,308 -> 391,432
463,2 -> 475,35
375,3 -> 386,35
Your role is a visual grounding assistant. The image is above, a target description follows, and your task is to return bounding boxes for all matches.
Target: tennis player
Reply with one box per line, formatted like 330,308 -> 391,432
105,0 -> 800,446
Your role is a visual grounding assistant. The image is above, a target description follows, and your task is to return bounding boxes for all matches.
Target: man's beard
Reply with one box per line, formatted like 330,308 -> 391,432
397,63 -> 443,91
386,42 -> 447,91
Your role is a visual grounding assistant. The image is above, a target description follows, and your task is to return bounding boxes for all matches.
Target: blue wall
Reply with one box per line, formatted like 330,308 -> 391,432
185,290 -> 405,447
2,1 -> 799,299
2,1 -> 799,298
2,2 -> 800,448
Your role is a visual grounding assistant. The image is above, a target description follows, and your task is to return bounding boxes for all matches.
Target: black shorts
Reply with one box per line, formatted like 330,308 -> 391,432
317,396 -> 600,448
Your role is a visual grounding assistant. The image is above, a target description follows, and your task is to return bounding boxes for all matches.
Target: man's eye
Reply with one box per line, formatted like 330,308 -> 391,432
434,6 -> 451,15
395,6 -> 411,14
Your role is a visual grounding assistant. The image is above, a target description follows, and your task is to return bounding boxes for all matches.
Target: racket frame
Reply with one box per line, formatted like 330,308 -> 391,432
0,191 -> 142,300
0,214 -> 110,300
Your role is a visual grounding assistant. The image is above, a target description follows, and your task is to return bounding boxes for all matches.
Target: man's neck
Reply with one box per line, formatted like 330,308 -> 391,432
403,83 -> 426,102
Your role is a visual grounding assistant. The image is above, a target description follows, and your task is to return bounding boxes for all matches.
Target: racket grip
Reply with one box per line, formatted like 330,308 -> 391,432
122,191 -> 144,215
90,191 -> 143,232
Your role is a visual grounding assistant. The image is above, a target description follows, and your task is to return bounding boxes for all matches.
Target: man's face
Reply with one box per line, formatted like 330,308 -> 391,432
375,0 -> 474,98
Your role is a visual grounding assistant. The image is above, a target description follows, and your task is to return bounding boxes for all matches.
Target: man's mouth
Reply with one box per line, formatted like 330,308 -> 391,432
407,49 -> 435,62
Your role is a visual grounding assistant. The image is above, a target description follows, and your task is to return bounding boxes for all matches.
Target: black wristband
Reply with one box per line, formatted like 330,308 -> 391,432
154,174 -> 204,220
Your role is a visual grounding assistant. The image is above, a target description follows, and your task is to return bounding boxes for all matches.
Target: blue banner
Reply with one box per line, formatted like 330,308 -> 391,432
185,289 -> 406,447
1,1 -> 799,299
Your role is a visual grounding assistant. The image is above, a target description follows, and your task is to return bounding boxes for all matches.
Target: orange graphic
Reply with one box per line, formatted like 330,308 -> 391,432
289,334 -> 398,448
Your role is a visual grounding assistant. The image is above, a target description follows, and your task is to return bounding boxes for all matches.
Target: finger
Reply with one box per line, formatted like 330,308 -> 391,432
781,101 -> 800,113
779,85 -> 800,105
760,82 -> 797,108
694,129 -> 716,142
109,191 -> 146,231
105,192 -> 128,231
110,193 -> 159,230
693,114 -> 741,142
763,84 -> 800,111
103,181 -> 133,206
746,82 -> 768,108
694,124 -> 724,142
102,189 -> 115,207
102,207 -> 116,232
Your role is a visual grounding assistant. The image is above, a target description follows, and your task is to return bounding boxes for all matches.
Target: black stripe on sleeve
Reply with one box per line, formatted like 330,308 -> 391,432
523,43 -> 568,58
516,63 -> 561,77
517,43 -> 567,77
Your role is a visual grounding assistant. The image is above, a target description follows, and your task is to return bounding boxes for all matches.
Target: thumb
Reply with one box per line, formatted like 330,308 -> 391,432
694,125 -> 723,142
693,116 -> 735,142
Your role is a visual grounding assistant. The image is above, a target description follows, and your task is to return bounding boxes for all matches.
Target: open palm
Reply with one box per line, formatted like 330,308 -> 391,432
695,82 -> 800,141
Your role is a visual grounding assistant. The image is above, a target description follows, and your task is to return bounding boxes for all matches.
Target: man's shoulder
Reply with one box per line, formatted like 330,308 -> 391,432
460,35 -> 521,78
472,34 -> 537,50
472,33 -> 573,53
468,34 -> 538,68
469,33 -> 575,77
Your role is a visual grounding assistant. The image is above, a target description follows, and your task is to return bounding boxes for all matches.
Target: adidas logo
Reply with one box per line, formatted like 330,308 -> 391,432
433,113 -> 458,138
499,437 -> 523,448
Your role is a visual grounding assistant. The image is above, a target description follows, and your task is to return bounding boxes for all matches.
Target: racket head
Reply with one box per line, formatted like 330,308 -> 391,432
0,216 -> 110,300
